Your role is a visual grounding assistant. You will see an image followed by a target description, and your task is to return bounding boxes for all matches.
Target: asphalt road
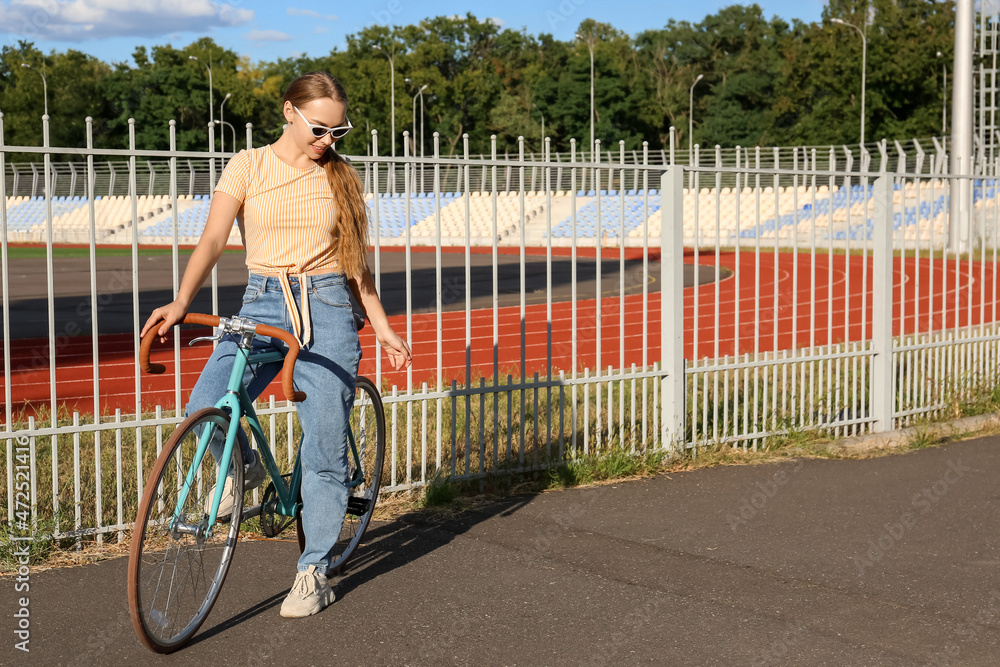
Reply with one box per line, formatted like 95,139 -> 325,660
3,437 -> 999,665
4,251 -> 723,340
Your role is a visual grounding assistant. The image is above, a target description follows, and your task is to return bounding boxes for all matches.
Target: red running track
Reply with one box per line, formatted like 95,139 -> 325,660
3,248 -> 997,421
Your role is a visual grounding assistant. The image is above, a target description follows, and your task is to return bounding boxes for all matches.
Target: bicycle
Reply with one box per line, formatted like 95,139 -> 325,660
127,313 -> 386,653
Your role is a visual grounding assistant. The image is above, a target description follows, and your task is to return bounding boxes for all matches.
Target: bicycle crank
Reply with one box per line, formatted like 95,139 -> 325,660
260,475 -> 296,537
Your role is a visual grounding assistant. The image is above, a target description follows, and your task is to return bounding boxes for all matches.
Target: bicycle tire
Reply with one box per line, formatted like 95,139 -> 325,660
128,408 -> 247,653
297,376 -> 386,575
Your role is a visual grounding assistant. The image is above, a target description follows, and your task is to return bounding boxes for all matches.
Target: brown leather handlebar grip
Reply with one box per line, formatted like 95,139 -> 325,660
139,313 -> 306,402
251,322 -> 307,402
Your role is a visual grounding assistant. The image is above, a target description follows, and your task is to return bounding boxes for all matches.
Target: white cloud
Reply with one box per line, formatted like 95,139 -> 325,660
287,7 -> 337,20
0,0 -> 253,41
313,26 -> 328,34
245,29 -> 291,42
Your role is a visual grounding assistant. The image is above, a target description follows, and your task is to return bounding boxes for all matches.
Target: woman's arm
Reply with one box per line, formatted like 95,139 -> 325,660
140,192 -> 244,341
348,267 -> 412,371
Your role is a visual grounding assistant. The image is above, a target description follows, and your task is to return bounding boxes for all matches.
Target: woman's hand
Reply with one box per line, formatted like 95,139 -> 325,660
141,300 -> 189,344
376,325 -> 412,371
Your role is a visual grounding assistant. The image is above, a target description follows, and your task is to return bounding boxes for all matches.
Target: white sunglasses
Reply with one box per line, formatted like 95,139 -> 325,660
293,105 -> 353,140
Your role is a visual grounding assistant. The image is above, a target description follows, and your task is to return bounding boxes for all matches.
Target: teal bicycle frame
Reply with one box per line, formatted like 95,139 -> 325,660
169,339 -> 365,538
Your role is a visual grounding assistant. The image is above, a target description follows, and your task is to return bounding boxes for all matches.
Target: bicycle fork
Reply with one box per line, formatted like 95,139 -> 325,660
169,402 -> 242,541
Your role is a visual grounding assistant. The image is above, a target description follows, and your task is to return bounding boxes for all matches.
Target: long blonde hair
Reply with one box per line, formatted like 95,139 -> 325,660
283,72 -> 369,278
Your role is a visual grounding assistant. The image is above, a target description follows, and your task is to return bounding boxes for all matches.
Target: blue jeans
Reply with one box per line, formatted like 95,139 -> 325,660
186,271 -> 362,573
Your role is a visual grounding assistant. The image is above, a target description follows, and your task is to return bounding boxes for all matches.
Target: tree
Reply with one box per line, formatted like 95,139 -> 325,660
0,41 -> 111,151
0,4 -> 963,155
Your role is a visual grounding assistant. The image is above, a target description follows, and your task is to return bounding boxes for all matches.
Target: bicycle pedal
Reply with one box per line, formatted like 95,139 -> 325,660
346,497 -> 370,516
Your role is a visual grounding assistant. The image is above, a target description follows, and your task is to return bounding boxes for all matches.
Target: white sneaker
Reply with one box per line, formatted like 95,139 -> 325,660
279,565 -> 336,618
203,450 -> 267,519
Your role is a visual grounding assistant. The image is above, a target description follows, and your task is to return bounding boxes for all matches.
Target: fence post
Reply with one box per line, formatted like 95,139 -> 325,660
661,166 -> 685,448
871,174 -> 894,432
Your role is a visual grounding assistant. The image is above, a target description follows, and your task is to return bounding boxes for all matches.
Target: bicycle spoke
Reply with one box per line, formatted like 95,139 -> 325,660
129,409 -> 244,652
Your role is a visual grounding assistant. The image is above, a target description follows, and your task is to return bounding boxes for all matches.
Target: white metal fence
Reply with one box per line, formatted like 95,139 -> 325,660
3,114 -> 1000,542
3,134 -> 954,198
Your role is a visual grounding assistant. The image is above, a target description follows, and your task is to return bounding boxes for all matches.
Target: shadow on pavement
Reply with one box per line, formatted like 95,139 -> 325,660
189,493 -> 536,649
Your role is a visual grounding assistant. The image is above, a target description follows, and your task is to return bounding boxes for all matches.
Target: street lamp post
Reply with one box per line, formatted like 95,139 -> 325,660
219,92 -> 231,153
189,55 -> 214,148
372,44 -> 396,160
532,102 -> 545,154
575,33 -> 596,158
937,51 -> 948,137
216,120 -> 236,152
373,43 -> 399,193
353,105 -> 373,155
20,64 -> 47,117
406,79 -> 428,192
831,18 -> 867,148
689,73 -> 704,163
419,92 -> 426,185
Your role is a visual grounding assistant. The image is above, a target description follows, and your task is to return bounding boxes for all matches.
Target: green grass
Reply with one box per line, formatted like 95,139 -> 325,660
906,424 -> 939,450
547,446 -> 666,488
0,514 -> 78,571
419,475 -> 460,508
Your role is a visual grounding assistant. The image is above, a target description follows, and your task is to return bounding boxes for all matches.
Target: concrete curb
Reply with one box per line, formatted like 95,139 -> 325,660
825,412 -> 1000,454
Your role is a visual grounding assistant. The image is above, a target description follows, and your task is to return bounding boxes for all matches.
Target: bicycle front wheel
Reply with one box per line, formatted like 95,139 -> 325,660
128,408 -> 246,653
297,375 -> 386,575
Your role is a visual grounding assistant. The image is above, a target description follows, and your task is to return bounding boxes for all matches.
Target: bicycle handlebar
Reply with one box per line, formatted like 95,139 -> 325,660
139,313 -> 307,402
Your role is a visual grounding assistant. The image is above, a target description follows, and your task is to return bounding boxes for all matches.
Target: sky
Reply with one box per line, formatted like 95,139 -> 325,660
0,0 -> 830,65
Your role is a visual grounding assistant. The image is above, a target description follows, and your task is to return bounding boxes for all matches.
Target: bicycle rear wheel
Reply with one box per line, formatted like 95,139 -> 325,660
297,376 -> 386,575
128,408 -> 247,653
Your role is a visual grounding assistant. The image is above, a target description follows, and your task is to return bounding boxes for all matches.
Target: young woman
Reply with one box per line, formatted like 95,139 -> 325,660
140,71 -> 411,618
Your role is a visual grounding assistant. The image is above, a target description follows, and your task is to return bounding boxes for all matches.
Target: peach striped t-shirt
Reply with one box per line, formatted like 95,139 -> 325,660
214,145 -> 340,274
214,145 -> 340,345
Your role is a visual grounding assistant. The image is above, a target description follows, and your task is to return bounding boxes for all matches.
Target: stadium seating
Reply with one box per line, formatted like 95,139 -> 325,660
6,180 -> 1000,249
548,191 -> 662,240
4,195 -> 180,243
